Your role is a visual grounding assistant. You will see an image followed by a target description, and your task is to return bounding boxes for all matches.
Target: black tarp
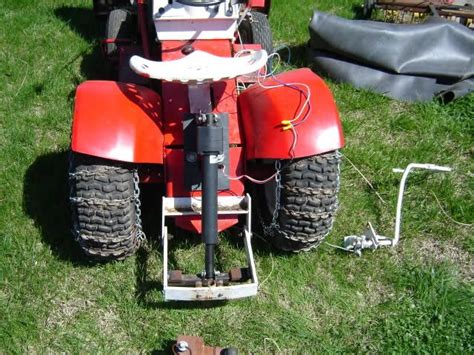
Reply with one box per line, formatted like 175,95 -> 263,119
308,12 -> 474,102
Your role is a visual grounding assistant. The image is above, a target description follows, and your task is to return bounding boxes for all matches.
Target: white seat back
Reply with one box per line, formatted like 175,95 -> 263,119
129,50 -> 268,84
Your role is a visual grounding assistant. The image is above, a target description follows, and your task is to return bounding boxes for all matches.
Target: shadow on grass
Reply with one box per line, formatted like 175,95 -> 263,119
23,151 -> 89,265
276,42 -> 310,69
54,6 -> 109,81
351,4 -> 368,20
150,341 -> 176,355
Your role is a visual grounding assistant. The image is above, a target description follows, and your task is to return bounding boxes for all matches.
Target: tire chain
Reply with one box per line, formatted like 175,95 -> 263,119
69,196 -> 134,208
283,186 -> 338,196
68,159 -> 146,258
262,160 -> 282,237
280,207 -> 335,220
284,153 -> 341,249
261,152 -> 341,252
132,169 -> 146,243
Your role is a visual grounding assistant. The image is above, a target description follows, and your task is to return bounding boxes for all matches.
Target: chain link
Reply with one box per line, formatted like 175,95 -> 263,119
68,154 -> 81,243
259,152 -> 342,250
68,166 -> 124,179
133,169 -> 146,243
68,156 -> 146,246
271,160 -> 282,226
69,196 -> 133,207
263,160 -> 282,237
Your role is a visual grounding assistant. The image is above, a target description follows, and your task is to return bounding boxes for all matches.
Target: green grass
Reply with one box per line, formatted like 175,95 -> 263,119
1,0 -> 473,353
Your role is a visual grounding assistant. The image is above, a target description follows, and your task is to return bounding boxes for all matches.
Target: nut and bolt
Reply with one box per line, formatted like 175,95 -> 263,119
181,45 -> 194,55
176,341 -> 189,353
185,152 -> 198,163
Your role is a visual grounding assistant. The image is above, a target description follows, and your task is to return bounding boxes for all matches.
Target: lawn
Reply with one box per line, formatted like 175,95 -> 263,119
0,0 -> 473,353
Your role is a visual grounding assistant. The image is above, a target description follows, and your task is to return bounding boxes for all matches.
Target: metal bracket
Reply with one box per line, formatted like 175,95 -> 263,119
343,222 -> 393,256
161,194 -> 258,301
183,113 -> 229,191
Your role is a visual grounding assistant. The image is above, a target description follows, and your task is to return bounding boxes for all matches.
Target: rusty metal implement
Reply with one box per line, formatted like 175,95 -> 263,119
364,0 -> 474,27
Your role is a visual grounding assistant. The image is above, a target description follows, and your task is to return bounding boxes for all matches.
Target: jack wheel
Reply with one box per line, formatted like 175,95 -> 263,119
238,11 -> 273,68
260,151 -> 341,252
69,153 -> 141,261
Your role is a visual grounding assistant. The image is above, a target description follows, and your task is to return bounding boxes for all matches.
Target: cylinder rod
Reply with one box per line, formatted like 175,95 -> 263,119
205,245 -> 215,280
202,154 -> 218,279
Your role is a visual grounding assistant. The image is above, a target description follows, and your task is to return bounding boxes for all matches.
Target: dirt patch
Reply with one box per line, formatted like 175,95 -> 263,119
362,277 -> 396,307
403,238 -> 473,282
95,307 -> 117,335
389,101 -> 409,114
45,298 -> 94,329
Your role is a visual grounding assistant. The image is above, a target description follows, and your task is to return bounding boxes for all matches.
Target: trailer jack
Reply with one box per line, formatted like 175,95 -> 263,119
343,163 -> 452,256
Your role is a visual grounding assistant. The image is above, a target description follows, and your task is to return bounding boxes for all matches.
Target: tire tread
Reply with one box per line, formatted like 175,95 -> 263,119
69,154 -> 139,261
262,151 -> 341,252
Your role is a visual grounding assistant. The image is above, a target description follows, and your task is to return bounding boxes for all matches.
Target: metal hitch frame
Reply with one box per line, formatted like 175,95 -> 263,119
161,194 -> 258,301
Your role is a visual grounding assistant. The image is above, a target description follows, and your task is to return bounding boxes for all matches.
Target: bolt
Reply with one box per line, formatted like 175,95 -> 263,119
182,45 -> 194,55
185,152 -> 198,163
176,341 -> 189,353
197,114 -> 206,123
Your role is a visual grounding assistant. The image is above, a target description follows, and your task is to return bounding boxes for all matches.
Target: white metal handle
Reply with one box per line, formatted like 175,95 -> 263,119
393,163 -> 452,246
393,164 -> 452,174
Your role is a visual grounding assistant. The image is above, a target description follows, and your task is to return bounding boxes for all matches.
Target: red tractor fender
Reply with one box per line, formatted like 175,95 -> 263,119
71,81 -> 164,163
249,0 -> 271,14
238,68 -> 344,160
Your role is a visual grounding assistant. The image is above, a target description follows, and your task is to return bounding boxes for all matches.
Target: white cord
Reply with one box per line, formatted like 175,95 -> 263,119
288,124 -> 298,159
220,165 -> 279,184
432,191 -> 473,227
257,80 -> 311,125
257,58 -> 310,158
234,42 -> 312,162
236,5 -> 250,28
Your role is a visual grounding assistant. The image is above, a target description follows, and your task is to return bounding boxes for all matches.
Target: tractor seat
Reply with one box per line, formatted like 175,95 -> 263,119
129,50 -> 268,84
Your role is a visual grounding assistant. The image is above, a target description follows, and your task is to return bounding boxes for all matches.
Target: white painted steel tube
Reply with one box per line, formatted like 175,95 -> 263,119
392,163 -> 452,246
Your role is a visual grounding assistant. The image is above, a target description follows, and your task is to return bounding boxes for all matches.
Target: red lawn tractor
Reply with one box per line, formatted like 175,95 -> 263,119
69,0 -> 344,301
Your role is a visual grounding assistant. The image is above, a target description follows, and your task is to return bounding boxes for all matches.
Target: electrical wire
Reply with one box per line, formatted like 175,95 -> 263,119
220,165 -> 279,184
273,44 -> 292,64
233,41 -> 313,172
256,53 -> 311,158
432,191 -> 473,227
256,72 -> 311,125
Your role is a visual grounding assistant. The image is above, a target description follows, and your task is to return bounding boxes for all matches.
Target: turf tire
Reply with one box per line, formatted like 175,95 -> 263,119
105,8 -> 132,57
239,11 -> 273,67
69,153 -> 140,261
261,151 -> 341,252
